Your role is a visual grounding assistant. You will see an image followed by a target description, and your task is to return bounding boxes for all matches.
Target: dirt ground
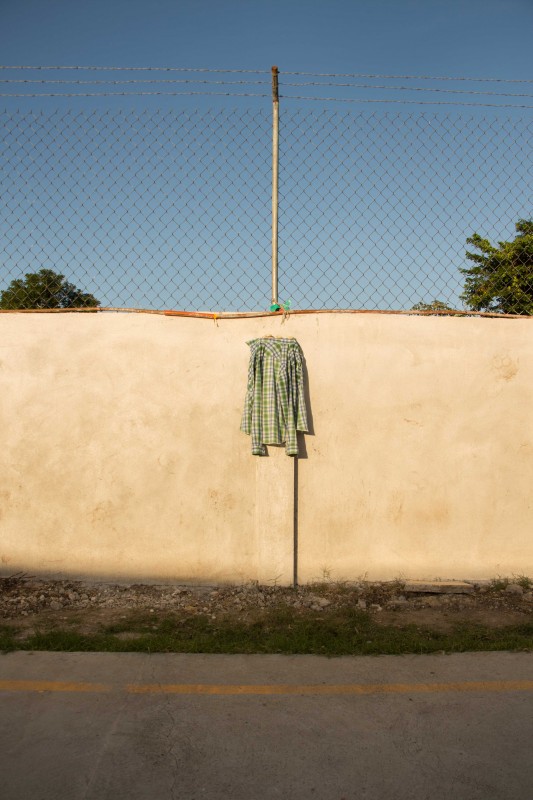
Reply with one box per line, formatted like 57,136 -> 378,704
1,574 -> 532,638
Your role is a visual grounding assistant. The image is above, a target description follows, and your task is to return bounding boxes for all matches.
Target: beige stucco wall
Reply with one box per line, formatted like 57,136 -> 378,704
1,312 -> 532,584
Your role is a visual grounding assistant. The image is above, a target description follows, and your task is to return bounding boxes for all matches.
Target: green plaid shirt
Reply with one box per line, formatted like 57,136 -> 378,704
241,337 -> 308,456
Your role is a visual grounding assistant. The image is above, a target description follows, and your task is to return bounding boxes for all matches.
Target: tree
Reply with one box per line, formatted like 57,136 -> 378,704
411,300 -> 453,314
0,269 -> 100,310
460,219 -> 533,315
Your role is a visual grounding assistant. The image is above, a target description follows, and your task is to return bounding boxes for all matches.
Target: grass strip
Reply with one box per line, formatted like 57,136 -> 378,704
1,608 -> 533,655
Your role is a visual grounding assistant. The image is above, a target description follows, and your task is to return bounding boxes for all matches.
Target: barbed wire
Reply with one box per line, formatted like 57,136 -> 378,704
280,95 -> 533,109
2,78 -> 531,99
0,65 -> 532,85
0,65 -> 269,74
1,65 -> 532,107
2,89 -> 530,107
0,78 -> 271,86
282,70 -> 533,84
281,82 -> 533,99
0,90 -> 270,98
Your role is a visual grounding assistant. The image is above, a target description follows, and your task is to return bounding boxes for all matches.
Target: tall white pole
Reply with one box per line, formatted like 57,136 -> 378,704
271,65 -> 279,307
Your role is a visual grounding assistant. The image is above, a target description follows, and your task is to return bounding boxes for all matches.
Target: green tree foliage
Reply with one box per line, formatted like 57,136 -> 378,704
411,300 -> 453,313
0,269 -> 100,310
460,220 -> 533,315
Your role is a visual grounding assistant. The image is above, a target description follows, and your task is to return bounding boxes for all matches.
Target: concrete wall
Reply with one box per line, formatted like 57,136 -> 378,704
1,312 -> 532,584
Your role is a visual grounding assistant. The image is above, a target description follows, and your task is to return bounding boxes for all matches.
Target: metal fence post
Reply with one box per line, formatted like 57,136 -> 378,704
271,66 -> 279,307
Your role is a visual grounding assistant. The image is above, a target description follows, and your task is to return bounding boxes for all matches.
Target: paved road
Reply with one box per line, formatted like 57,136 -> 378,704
1,651 -> 532,799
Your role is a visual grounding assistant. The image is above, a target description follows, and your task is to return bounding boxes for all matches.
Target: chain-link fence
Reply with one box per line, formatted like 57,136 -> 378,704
1,107 -> 532,313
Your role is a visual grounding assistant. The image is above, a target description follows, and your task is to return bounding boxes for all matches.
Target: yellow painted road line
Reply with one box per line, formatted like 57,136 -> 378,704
1,680 -> 533,695
126,681 -> 533,695
0,680 -> 111,693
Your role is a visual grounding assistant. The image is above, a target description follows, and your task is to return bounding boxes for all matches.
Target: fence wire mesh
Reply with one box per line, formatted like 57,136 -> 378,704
1,107 -> 532,313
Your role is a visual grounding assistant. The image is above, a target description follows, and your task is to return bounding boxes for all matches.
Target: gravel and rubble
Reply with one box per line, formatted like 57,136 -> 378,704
1,573 -> 532,623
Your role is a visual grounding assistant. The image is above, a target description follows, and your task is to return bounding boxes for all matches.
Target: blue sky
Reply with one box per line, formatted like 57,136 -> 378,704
1,1 -> 532,311
2,0 -> 532,80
